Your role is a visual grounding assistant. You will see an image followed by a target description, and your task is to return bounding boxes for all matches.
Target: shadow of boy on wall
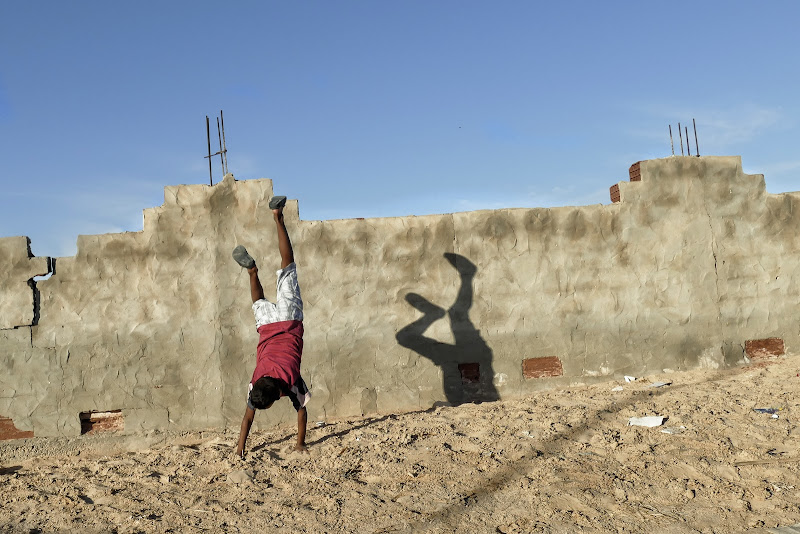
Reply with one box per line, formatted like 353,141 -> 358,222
396,253 -> 500,406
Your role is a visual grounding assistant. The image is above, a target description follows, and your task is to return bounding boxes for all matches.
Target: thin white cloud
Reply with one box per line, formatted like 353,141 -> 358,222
60,189 -> 158,234
751,159 -> 800,176
529,187 -> 609,208
452,185 -> 609,213
747,160 -> 800,195
628,102 -> 786,152
54,236 -> 78,258
51,223 -> 128,258
22,184 -> 161,258
0,76 -> 10,122
225,153 -> 262,179
187,151 -> 262,182
453,198 -> 514,212
695,107 -> 784,148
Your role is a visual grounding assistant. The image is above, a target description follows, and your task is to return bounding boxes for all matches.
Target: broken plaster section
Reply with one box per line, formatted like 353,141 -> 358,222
0,236 -> 52,332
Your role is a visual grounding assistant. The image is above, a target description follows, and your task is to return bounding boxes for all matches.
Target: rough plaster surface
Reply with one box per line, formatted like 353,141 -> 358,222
1,157 -> 798,438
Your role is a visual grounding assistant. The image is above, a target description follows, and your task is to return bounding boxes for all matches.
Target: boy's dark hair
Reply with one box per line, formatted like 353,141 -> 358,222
250,376 -> 282,409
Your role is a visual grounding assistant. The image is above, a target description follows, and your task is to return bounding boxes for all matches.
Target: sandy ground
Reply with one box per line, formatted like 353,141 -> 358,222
3,355 -> 800,534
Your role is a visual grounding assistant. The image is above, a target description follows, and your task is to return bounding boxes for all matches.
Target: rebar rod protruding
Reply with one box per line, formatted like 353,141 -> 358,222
217,117 -> 224,177
693,118 -> 700,157
206,116 -> 213,186
685,126 -> 690,156
678,122 -> 684,156
220,110 -> 228,174
669,125 -> 675,155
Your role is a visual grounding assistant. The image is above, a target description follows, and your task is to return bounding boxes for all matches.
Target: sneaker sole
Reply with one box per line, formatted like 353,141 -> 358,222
232,245 -> 255,269
269,196 -> 287,210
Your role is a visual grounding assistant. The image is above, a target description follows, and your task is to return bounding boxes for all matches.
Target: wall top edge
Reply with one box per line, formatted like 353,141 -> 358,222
14,154 -> 799,261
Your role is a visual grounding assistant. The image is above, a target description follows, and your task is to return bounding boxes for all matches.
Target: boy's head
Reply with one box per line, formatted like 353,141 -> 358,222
250,376 -> 282,409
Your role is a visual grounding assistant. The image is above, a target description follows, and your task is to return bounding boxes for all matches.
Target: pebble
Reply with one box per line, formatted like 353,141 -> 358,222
227,469 -> 253,485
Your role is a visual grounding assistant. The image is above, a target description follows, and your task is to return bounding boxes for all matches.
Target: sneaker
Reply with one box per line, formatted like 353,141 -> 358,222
232,245 -> 255,269
269,195 -> 287,210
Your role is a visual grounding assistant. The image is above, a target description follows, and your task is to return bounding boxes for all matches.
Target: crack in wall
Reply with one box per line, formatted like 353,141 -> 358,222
26,279 -> 41,326
1,244 -> 52,331
701,192 -> 727,362
25,242 -> 52,328
701,197 -> 723,317
25,256 -> 53,328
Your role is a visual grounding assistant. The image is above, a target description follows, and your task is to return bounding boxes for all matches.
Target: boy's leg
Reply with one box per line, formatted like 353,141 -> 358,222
248,265 -> 265,303
272,199 -> 294,269
232,245 -> 264,303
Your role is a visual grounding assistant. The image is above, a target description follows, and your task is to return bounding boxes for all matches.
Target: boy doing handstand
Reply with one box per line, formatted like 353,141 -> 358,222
232,196 -> 310,458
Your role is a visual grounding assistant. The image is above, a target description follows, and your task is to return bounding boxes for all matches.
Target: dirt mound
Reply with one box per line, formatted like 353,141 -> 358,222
3,356 -> 800,533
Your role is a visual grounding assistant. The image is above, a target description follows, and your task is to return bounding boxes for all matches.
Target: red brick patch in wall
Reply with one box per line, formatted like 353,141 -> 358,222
458,363 -> 480,384
745,338 -> 785,360
610,184 -> 621,203
629,162 -> 642,182
79,410 -> 124,435
522,356 -> 564,379
0,416 -> 34,441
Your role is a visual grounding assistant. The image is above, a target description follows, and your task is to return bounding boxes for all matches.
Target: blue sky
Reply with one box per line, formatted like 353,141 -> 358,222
2,1 -> 799,257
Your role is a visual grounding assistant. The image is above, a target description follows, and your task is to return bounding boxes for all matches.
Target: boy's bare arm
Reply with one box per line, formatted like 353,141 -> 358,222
235,406 -> 256,458
295,406 -> 308,452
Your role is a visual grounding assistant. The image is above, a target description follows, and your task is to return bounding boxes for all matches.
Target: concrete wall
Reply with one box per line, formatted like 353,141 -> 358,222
1,156 -> 798,438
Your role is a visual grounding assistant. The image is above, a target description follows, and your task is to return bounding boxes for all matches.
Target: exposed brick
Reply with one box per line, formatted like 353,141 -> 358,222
0,416 -> 34,441
522,356 -> 564,379
745,338 -> 785,360
458,363 -> 480,384
629,162 -> 642,182
610,184 -> 621,203
609,161 -> 641,202
80,410 -> 124,435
